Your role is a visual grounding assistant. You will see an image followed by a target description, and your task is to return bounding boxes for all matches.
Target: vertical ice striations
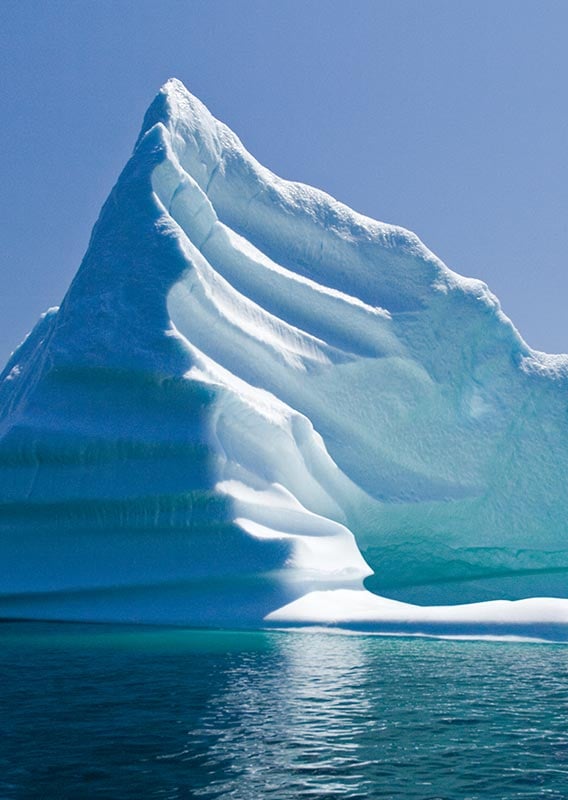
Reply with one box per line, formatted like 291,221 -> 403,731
1,78 -> 568,635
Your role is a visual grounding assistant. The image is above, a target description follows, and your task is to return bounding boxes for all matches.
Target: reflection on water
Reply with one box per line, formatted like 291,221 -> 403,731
1,624 -> 568,798
179,634 -> 375,798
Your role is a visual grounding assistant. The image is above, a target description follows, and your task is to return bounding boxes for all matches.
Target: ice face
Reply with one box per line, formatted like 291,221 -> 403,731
1,78 -> 568,637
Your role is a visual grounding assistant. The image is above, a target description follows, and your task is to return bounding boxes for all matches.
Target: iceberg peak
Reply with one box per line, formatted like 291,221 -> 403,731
136,77 -> 220,156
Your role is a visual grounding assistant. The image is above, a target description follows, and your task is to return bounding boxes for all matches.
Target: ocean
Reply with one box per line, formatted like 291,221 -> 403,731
1,623 -> 568,799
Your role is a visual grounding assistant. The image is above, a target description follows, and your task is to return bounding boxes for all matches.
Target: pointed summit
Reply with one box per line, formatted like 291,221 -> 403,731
136,78 -> 214,146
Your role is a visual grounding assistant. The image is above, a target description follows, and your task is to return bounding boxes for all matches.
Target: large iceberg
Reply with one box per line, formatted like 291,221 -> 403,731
1,79 -> 567,638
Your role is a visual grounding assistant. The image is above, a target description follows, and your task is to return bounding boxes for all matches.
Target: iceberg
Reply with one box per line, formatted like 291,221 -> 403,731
1,78 -> 568,638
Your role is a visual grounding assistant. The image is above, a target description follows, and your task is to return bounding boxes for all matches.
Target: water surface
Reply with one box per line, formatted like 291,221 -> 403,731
2,623 -> 568,798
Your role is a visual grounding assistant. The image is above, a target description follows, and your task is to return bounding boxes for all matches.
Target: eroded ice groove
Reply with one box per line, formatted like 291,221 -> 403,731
1,78 -> 568,637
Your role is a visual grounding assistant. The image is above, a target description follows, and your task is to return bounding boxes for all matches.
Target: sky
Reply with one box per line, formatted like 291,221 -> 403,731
1,0 -> 567,364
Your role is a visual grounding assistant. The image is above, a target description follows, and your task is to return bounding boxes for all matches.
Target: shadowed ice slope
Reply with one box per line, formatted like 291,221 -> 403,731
1,79 -> 568,637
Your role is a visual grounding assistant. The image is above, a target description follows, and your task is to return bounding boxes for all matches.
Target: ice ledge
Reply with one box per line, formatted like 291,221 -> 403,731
265,589 -> 568,642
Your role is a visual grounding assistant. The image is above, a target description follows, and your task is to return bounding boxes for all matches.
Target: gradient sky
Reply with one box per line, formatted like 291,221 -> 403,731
1,0 -> 567,364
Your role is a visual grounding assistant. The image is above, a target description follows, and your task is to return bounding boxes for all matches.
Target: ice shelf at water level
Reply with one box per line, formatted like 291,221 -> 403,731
1,78 -> 568,639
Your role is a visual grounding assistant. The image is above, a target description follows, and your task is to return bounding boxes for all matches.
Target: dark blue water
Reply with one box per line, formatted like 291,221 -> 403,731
2,624 -> 568,799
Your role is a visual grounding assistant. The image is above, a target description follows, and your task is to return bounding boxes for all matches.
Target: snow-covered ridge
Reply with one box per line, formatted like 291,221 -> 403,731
1,78 -> 568,638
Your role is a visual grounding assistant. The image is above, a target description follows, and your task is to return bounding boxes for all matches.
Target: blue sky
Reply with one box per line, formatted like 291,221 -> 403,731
1,0 -> 567,363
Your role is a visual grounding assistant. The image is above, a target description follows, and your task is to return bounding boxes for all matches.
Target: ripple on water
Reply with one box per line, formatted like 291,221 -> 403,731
1,625 -> 568,799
